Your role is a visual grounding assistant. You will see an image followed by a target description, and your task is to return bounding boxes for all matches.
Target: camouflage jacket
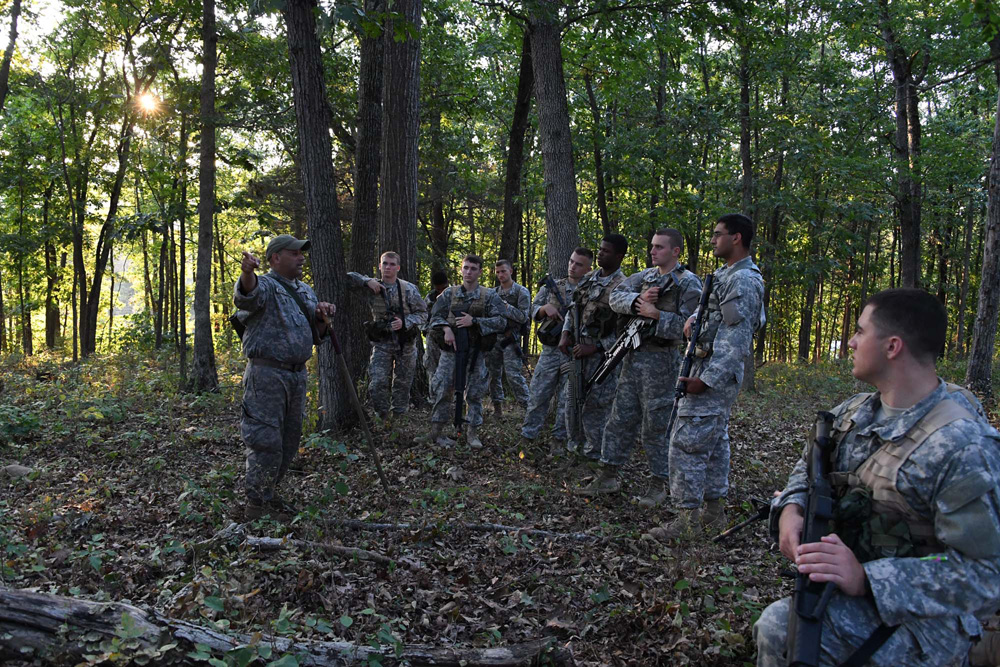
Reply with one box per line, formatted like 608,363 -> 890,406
233,271 -> 318,365
609,264 -> 703,343
429,284 -> 507,336
346,272 -> 428,331
494,282 -> 531,332
562,268 -> 627,350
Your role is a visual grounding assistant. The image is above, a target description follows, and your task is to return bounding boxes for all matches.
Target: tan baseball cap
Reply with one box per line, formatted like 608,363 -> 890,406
266,234 -> 310,260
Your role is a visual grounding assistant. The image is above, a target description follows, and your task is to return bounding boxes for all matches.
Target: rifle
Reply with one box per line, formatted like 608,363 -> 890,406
711,498 -> 771,543
451,305 -> 479,438
564,299 -> 586,443
663,274 -> 715,440
586,316 -> 652,393
535,275 -> 570,347
786,411 -> 837,667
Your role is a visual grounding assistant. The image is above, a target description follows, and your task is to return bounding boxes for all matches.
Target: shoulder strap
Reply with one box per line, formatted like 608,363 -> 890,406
276,279 -> 320,344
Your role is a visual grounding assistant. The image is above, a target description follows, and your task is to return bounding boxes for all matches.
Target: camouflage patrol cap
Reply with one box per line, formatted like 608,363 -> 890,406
266,234 -> 310,261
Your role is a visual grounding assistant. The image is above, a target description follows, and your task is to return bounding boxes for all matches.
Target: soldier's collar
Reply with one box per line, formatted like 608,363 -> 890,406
270,271 -> 299,287
858,381 -> 950,441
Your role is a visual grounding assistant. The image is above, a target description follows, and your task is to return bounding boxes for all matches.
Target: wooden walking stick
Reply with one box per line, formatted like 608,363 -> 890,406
321,313 -> 391,495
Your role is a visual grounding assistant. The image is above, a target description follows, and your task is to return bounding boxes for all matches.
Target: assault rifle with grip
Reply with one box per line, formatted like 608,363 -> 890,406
451,307 -> 479,439
585,317 -> 651,394
535,275 -> 570,347
564,300 -> 586,443
663,273 -> 714,438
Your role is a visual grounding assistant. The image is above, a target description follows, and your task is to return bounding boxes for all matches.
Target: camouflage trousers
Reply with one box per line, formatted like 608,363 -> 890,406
754,594 -> 974,666
601,344 -> 681,479
423,336 -> 441,395
486,339 -> 529,404
668,367 -> 740,509
565,353 -> 619,460
368,340 -> 418,417
430,347 -> 489,427
240,362 -> 307,503
520,345 -> 568,441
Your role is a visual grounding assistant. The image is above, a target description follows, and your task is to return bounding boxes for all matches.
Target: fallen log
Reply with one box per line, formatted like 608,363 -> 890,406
0,587 -> 574,666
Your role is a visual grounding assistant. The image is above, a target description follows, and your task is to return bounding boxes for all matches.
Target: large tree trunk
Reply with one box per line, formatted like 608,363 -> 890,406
283,0 -> 352,430
500,30 -> 533,266
378,0 -> 420,282
191,0 -> 220,392
967,85 -> 1000,398
0,0 -> 20,114
528,7 -> 580,278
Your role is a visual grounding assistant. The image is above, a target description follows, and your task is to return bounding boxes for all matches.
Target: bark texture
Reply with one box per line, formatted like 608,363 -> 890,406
500,30 -> 534,266
0,0 -> 20,114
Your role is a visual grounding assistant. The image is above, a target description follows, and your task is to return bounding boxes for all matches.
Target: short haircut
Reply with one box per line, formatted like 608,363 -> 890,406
718,213 -> 754,248
864,288 -> 946,363
380,251 -> 401,264
653,227 -> 684,253
572,247 -> 594,260
495,259 -> 512,270
431,270 -> 448,286
603,234 -> 628,256
463,254 -> 483,269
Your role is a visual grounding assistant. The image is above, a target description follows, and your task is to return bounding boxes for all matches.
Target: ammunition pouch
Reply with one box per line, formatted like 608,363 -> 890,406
365,316 -> 395,343
536,319 -> 563,347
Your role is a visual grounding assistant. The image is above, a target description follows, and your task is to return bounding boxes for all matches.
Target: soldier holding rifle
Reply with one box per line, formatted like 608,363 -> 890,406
347,251 -> 428,419
645,213 -> 764,541
576,228 -> 701,507
234,235 -> 336,521
421,255 -> 507,449
754,289 -> 1000,667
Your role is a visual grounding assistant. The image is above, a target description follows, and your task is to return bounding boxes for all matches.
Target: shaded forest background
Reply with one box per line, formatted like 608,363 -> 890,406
1,0 -> 1000,414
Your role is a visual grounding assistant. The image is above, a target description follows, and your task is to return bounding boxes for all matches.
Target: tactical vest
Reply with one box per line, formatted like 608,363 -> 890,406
576,271 -> 625,342
536,279 -> 571,347
367,279 -> 415,344
694,263 -> 762,357
496,286 -> 523,336
829,384 -> 978,562
431,287 -> 497,352
642,268 -> 688,345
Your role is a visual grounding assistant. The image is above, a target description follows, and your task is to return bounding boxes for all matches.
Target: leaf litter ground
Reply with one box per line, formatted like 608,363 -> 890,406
0,352 -> 988,665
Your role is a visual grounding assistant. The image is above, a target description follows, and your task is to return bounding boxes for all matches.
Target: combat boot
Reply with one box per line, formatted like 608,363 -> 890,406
643,507 -> 703,543
548,438 -> 567,459
416,422 -> 454,448
637,477 -> 669,509
493,401 -> 504,419
466,425 -> 483,449
574,465 -> 620,496
701,498 -> 728,529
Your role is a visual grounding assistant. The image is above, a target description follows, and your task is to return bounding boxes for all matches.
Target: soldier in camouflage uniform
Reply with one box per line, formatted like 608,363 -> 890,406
520,248 -> 593,456
559,234 -> 628,463
420,255 -> 508,449
753,289 -> 1000,667
234,235 -> 336,520
577,229 -> 702,507
646,214 -> 764,541
486,260 -> 531,416
422,271 -> 449,398
346,252 -> 428,419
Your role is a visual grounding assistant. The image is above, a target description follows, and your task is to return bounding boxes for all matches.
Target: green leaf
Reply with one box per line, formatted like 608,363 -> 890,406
266,656 -> 300,667
204,596 -> 225,613
673,579 -> 690,591
340,614 -> 354,628
335,481 -> 349,496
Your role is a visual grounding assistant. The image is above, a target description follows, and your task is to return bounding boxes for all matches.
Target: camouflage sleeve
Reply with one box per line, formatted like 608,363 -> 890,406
609,271 -> 644,315
346,272 -> 373,288
865,427 -> 1000,624
476,291 -> 510,335
699,272 -> 763,389
234,274 -> 274,313
516,285 -> 531,323
531,285 -> 550,320
653,272 -> 702,341
429,287 -> 453,328
405,283 -> 428,329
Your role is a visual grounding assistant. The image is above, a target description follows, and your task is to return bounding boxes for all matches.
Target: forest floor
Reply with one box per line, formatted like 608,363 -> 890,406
1,349 -> 996,666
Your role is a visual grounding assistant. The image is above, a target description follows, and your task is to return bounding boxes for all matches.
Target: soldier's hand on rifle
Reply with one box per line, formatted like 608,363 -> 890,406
677,376 -> 708,394
795,534 -> 867,597
455,312 -> 474,328
636,298 -> 661,320
641,286 -> 660,302
390,317 -> 403,331
573,342 -> 598,359
366,279 -> 383,294
778,504 -> 804,561
558,332 -> 573,357
539,304 -> 563,320
443,326 -> 456,349
683,315 -> 696,338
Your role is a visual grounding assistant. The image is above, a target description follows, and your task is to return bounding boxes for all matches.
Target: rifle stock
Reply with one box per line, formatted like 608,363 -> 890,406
664,273 -> 714,438
786,411 -> 837,667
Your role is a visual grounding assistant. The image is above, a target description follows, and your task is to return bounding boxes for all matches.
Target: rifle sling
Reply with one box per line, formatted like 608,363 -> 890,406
276,278 -> 321,345
838,623 -> 898,667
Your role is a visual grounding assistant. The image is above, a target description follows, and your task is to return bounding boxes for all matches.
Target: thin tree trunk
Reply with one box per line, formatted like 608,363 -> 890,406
584,72 -> 611,235
528,8 -> 580,279
192,0 -> 219,392
43,184 -> 59,349
0,0 -> 21,115
0,263 -> 6,354
283,0 -> 352,430
956,196 -> 974,357
378,0 -> 420,281
178,112 -> 189,386
500,30 -> 533,264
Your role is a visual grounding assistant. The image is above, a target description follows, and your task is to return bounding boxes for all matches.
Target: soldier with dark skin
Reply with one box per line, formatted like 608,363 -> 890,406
235,235 -> 336,520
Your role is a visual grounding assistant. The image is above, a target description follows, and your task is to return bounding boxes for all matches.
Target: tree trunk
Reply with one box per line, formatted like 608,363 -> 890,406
283,0 -> 352,430
528,8 -> 580,279
178,111 -> 189,386
738,36 -> 753,218
0,264 -> 5,354
584,72 -> 611,235
43,184 -> 59,349
192,0 -> 220,392
0,0 -> 20,115
956,196 -> 974,357
379,0 -> 420,281
967,85 -> 1000,398
500,30 -> 533,265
